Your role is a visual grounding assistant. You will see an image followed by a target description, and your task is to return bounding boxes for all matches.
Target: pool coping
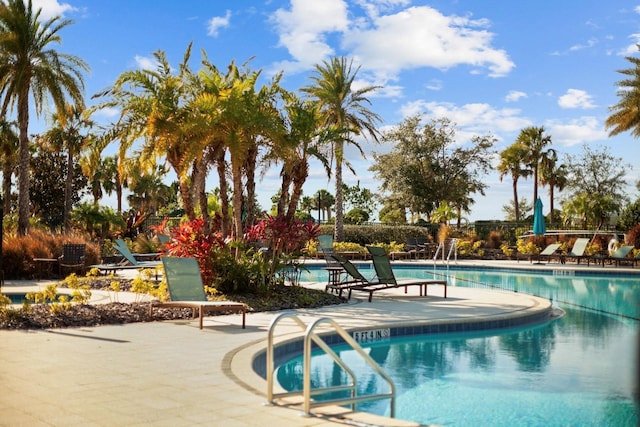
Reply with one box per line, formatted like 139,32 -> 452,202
227,286 -> 553,425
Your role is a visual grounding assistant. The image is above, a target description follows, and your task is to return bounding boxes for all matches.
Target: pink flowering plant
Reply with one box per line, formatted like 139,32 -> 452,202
245,216 -> 320,283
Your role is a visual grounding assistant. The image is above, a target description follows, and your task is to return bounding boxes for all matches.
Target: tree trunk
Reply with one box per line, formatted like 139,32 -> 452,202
244,144 -> 258,229
17,91 -> 30,236
286,162 -> 308,224
513,177 -> 520,221
64,148 -> 74,232
548,185 -> 555,224
3,164 -> 12,214
334,141 -> 344,242
214,146 -> 230,237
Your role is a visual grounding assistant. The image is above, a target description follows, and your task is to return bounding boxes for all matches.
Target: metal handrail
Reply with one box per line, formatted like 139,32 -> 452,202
266,311 -> 396,418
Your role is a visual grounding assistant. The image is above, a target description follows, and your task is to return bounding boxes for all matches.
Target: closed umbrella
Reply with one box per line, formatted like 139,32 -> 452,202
532,197 -> 546,264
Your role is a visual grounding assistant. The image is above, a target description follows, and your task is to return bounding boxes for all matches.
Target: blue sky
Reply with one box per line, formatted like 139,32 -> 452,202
25,0 -> 640,221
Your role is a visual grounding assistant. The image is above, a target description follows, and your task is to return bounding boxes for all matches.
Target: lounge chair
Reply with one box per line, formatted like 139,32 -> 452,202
89,240 -> 161,275
114,239 -> 160,261
598,245 -> 635,267
533,243 -> 562,264
150,257 -> 246,329
560,238 -> 590,265
365,245 -> 447,300
318,235 -> 347,292
327,254 -> 370,298
331,247 -> 447,302
58,243 -> 86,276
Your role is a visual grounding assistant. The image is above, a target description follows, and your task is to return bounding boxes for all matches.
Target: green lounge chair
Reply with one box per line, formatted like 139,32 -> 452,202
114,239 -> 161,263
366,245 -> 447,300
560,238 -> 590,265
331,247 -> 447,302
89,239 -> 161,275
327,254 -> 370,298
150,257 -> 246,329
534,243 -> 562,264
318,235 -> 347,292
600,245 -> 635,267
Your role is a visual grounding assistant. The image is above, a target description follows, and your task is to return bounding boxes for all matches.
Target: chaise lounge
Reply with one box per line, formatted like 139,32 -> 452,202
150,257 -> 246,329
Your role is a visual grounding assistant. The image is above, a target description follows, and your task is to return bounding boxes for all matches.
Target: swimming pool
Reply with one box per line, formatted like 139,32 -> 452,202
279,265 -> 640,426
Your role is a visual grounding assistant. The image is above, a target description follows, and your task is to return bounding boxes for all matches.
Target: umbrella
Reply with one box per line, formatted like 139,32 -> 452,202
533,197 -> 546,236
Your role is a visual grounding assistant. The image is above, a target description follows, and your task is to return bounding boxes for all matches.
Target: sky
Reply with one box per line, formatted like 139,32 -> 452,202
22,0 -> 640,221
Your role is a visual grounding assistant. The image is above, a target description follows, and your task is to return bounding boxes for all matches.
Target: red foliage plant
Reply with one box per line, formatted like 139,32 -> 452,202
164,218 -> 227,286
245,216 -> 320,258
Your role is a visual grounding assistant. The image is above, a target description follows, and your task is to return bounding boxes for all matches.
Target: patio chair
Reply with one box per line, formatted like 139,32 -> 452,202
114,239 -> 160,261
331,247 -> 447,302
113,239 -> 161,267
327,254 -> 370,298
365,245 -> 447,301
58,243 -> 86,276
560,238 -> 590,265
318,234 -> 347,292
89,240 -> 161,276
598,245 -> 635,267
150,257 -> 246,329
533,243 -> 562,264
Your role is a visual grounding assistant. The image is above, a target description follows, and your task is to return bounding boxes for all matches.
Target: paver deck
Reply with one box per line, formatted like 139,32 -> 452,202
1,259 -> 634,426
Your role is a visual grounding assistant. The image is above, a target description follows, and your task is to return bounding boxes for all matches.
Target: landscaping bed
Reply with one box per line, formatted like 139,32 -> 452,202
0,278 -> 345,330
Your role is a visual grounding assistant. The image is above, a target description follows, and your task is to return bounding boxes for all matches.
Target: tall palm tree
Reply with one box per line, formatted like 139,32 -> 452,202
269,93 -> 331,223
96,45 -> 197,219
0,119 -> 18,213
302,56 -> 381,241
605,45 -> 640,138
42,104 -> 93,231
516,126 -> 552,203
497,142 -> 531,221
539,151 -> 568,224
0,0 -> 88,235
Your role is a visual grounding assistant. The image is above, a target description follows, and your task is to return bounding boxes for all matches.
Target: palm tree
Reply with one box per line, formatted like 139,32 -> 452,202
497,142 -> 531,221
302,56 -> 381,241
96,45 -> 197,219
605,45 -> 640,138
0,0 -> 88,235
0,119 -> 18,213
269,93 -> 331,223
42,104 -> 93,231
516,126 -> 552,203
539,151 -> 568,224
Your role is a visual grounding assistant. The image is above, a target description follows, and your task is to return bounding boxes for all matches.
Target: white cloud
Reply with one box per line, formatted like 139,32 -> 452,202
398,100 -> 531,145
569,37 -> 598,51
134,55 -> 159,70
618,33 -> 640,56
505,90 -> 527,102
207,10 -> 231,37
545,117 -> 607,147
558,89 -> 596,109
32,0 -> 75,20
270,0 -> 349,72
426,79 -> 443,91
269,2 -> 514,81
344,6 -> 514,78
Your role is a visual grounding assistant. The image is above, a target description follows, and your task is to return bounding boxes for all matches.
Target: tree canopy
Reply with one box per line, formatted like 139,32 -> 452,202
370,116 -> 495,225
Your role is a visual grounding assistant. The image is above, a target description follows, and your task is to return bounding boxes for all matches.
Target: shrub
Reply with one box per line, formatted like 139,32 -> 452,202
626,223 -> 640,248
1,231 -> 100,279
487,230 -> 502,249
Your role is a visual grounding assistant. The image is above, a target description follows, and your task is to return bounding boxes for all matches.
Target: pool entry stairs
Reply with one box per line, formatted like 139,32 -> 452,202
266,311 -> 397,418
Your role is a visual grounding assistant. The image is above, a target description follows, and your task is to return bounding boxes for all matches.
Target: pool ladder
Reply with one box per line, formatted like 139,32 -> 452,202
266,311 -> 396,418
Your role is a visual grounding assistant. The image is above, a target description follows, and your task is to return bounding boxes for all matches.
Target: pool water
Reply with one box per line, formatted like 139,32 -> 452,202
279,266 -> 640,426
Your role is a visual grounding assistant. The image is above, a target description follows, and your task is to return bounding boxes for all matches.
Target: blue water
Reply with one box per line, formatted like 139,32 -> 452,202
279,265 -> 640,426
